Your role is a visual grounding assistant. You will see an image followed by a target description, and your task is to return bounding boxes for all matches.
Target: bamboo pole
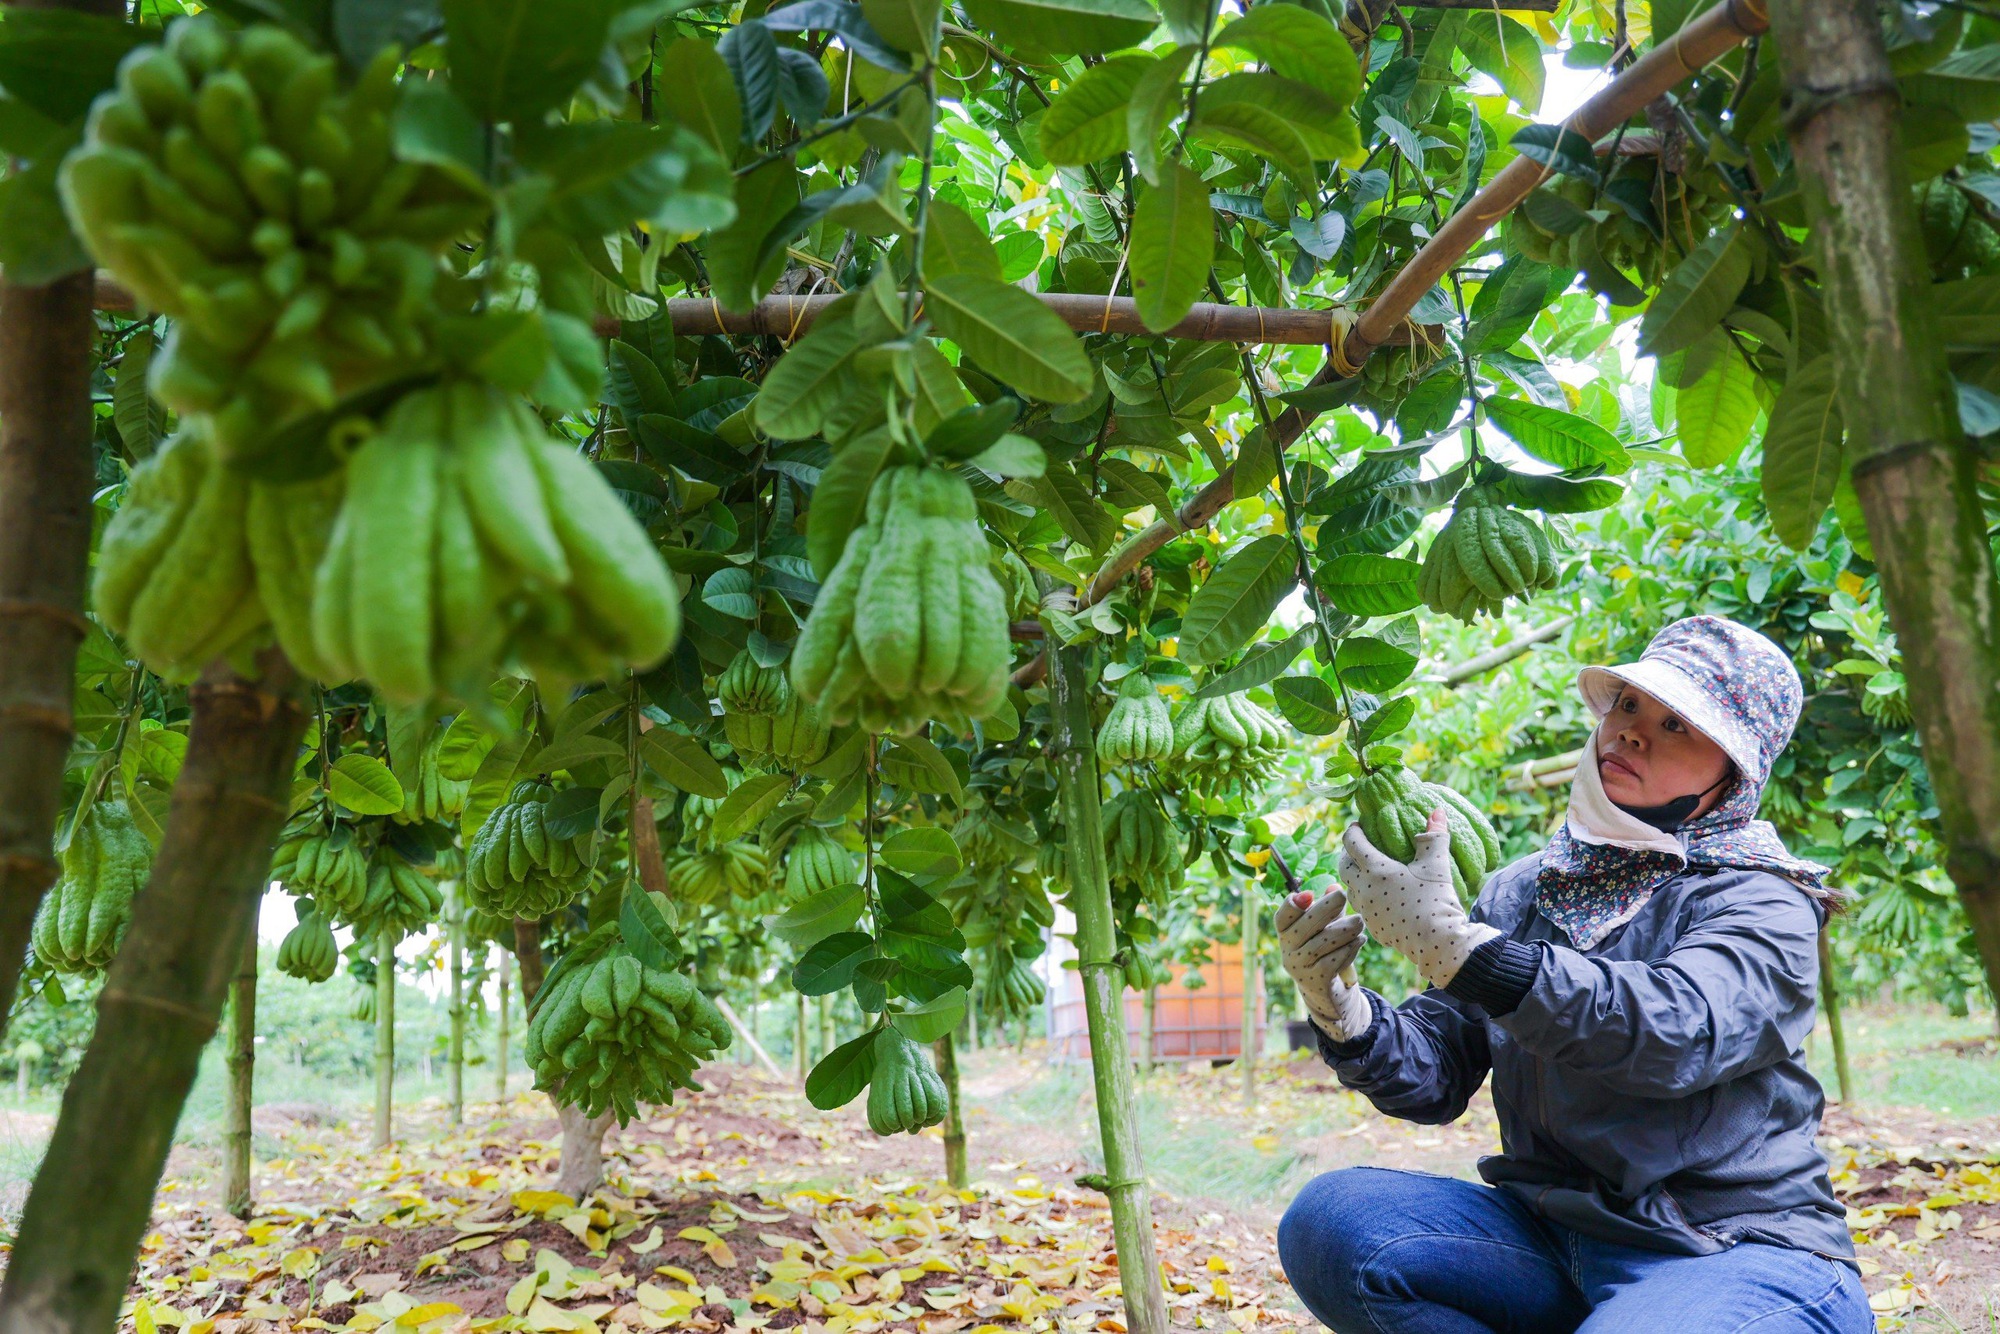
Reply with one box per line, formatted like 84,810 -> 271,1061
934,1032 -> 968,1188
1240,897 -> 1260,1110
447,885 -> 464,1127
1049,641 -> 1169,1334
714,994 -> 786,1077
1817,928 -> 1854,1104
374,930 -> 395,1148
495,949 -> 511,1104
1768,0 -> 2000,1018
222,929 -> 256,1220
1010,0 -> 1770,688
795,991 -> 809,1081
0,656 -> 307,1333
1139,987 -> 1156,1077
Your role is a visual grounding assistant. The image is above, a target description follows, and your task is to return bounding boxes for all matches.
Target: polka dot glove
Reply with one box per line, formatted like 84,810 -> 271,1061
1338,818 -> 1499,989
1275,887 -> 1372,1040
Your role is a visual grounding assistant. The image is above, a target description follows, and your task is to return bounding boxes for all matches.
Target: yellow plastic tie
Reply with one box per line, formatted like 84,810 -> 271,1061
1325,306 -> 1364,378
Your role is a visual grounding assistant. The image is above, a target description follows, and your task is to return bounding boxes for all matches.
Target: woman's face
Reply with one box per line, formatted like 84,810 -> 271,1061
1597,685 -> 1733,813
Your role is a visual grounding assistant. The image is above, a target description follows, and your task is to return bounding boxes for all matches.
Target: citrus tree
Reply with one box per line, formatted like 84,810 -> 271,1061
0,0 -> 1994,1331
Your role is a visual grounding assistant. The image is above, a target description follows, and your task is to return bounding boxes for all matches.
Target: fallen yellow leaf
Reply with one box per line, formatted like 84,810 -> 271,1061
626,1225 -> 665,1256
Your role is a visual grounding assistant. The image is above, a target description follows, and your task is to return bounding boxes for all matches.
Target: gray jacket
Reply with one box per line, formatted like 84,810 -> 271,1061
1320,851 -> 1852,1261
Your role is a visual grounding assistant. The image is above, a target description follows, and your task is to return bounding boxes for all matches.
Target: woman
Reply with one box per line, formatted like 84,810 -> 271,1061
1275,616 -> 1872,1333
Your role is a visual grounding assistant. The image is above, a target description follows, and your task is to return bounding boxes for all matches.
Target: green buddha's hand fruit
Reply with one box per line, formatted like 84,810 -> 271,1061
865,1027 -> 948,1135
1097,677 -> 1174,766
1172,694 -> 1285,795
464,781 -> 596,918
783,825 -> 855,900
276,903 -> 339,981
1419,487 -> 1558,624
1349,765 -> 1503,903
32,799 -> 151,975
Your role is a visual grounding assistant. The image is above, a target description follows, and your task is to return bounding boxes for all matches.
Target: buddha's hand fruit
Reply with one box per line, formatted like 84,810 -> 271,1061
1171,693 -> 1286,795
1101,789 -> 1183,904
783,825 -> 855,900
276,903 -> 339,981
791,465 -> 1011,735
32,799 -> 151,975
1418,487 -> 1558,624
464,780 -> 595,918
865,1027 -> 948,1135
1097,677 -> 1174,766
1349,766 -> 1502,904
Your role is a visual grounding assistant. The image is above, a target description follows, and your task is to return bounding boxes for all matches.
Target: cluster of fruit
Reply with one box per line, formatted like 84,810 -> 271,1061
1349,765 -> 1503,903
525,920 -> 731,1123
62,17 -> 482,458
1096,679 -> 1175,766
353,850 -> 442,939
394,732 -> 469,825
271,824 -> 368,918
978,951 -> 1046,1021
722,693 -> 832,769
866,1028 -> 949,1135
1171,694 -> 1286,795
276,902 -> 338,981
1419,487 -> 1559,623
32,801 -> 152,975
1100,789 -> 1183,905
782,825 -> 855,900
464,781 -> 598,918
792,466 -> 1012,735
310,382 -> 681,704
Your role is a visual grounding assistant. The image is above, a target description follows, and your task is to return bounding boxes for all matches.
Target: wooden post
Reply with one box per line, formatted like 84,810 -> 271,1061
1240,897 -> 1260,1109
447,886 -> 464,1126
373,931 -> 395,1148
495,948 -> 511,1104
222,929 -> 257,1219
1048,641 -> 1170,1334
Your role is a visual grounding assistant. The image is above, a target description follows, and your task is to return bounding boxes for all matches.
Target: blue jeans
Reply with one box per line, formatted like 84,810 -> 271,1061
1277,1167 -> 1873,1333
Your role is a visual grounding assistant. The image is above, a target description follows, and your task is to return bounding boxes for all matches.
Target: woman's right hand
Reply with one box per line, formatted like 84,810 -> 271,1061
1276,887 -> 1373,1041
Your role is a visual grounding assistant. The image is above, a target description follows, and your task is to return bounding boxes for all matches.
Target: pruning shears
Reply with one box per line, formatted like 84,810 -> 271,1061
1268,845 -> 1356,987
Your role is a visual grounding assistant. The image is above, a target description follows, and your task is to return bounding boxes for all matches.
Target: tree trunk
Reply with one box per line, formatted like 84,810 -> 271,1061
0,228 -> 106,1044
447,887 -> 464,1126
630,792 -> 669,896
553,1102 -> 615,1201
374,930 -> 395,1148
222,929 -> 256,1219
1240,898 -> 1259,1109
496,949 -> 511,1104
0,658 -> 306,1334
1818,928 -> 1855,1104
934,1032 -> 967,1188
513,917 -> 546,1002
1770,0 -> 2000,1005
795,991 -> 809,1081
1048,642 -> 1169,1334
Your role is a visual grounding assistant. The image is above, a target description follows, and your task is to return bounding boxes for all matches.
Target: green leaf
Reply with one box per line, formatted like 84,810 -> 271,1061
1464,256 -> 1551,355
966,433 -> 1047,479
1904,43 -> 2000,122
1483,397 -> 1631,473
525,733 -> 623,775
1179,535 -> 1296,666
1187,79 -> 1317,188
608,339 -> 677,425
754,300 -> 864,439
959,0 -> 1158,55
1761,354 -> 1844,551
804,1029 -> 878,1108
1316,552 -> 1421,617
860,0 -> 941,54
442,0 -> 612,123
794,930 -> 877,997
1272,675 -> 1342,735
657,37 -> 742,157
1676,330 -> 1760,468
1353,694 -> 1415,745
927,398 -> 1021,459
1507,124 -> 1599,186
1130,161 -> 1215,333
1934,275 -> 2000,350
768,884 -> 865,949
808,428 -> 897,578
1192,630 -> 1306,698
1334,635 -> 1418,692
1490,471 -> 1624,514
880,827 -> 964,877
0,153 -> 86,286
1039,54 -> 1153,164
1456,11 -> 1543,112
1211,4 -> 1360,108
0,9 -> 143,123
890,986 -> 968,1042
329,754 -> 404,816
620,889 -> 682,970
1638,225 -> 1753,358
712,772 -> 790,841
921,200 -> 1002,282
114,330 -> 162,458
882,734 -> 964,801
1233,425 -> 1277,500
925,273 -> 1093,402
1127,46 -> 1198,183
640,729 -> 731,798
707,160 -> 800,313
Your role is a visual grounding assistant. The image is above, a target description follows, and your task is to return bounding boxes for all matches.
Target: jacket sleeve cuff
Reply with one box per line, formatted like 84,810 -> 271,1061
1312,991 -> 1384,1061
1444,938 -> 1542,1016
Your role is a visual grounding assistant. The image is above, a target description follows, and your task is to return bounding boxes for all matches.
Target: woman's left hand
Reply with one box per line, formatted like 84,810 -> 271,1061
1338,810 -> 1499,989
